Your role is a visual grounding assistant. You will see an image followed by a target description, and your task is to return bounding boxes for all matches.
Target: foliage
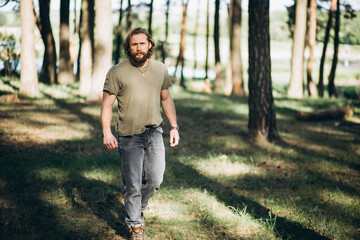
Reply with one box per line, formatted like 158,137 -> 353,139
0,32 -> 19,77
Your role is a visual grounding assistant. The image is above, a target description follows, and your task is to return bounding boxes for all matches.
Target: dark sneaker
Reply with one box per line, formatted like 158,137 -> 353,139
128,224 -> 145,240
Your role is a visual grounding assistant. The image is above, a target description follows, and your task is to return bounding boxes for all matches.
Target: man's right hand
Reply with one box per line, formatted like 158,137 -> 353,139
103,133 -> 118,150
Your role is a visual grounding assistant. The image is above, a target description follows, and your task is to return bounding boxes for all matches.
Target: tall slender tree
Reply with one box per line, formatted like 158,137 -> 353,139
288,0 -> 307,98
79,0 -> 94,96
58,0 -> 74,85
38,0 -> 57,84
173,0 -> 189,88
205,0 -> 210,80
192,0 -> 201,80
230,0 -> 245,97
318,0 -> 337,97
115,0 -> 124,64
126,0 -> 132,33
88,0 -> 113,102
20,0 -> 39,97
162,0 -> 171,63
307,0 -> 317,96
148,0 -> 154,36
213,0 -> 225,93
248,0 -> 278,141
328,0 -> 340,97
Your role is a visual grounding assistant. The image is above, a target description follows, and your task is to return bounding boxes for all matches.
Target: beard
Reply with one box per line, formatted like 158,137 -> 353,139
129,50 -> 150,64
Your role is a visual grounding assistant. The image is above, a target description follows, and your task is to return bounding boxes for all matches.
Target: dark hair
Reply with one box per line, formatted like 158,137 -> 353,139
123,28 -> 155,57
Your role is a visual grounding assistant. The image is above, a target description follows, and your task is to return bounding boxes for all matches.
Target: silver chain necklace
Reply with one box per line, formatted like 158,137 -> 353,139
136,62 -> 149,76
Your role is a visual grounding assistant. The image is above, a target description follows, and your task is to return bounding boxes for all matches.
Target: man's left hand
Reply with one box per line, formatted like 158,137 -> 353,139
170,129 -> 179,147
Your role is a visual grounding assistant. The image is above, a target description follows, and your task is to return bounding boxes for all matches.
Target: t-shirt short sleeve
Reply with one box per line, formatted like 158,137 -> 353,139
161,66 -> 172,90
103,68 -> 120,95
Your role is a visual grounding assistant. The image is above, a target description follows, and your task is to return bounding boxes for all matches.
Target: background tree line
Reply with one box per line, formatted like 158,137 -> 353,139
1,0 -> 359,141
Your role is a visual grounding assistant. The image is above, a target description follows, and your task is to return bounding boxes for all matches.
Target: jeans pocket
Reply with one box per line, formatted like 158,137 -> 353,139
156,126 -> 164,134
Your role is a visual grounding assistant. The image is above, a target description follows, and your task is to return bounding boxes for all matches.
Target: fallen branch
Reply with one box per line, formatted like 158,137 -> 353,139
295,104 -> 354,121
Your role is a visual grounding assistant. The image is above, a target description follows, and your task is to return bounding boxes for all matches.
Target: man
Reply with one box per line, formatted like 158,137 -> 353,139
100,28 -> 179,239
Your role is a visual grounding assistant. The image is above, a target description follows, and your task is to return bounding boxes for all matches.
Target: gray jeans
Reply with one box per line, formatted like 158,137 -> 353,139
117,126 -> 165,226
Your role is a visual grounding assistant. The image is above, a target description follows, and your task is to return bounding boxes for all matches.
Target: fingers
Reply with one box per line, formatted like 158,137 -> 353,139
170,131 -> 180,147
104,135 -> 118,150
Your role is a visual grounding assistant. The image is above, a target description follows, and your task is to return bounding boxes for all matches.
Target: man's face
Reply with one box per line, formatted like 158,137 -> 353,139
129,33 -> 151,64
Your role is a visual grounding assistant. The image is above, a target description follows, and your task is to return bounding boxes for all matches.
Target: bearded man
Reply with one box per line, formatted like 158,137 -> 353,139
100,28 -> 180,239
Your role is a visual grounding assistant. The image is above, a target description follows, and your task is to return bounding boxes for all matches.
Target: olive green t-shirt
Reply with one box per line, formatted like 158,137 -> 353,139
103,59 -> 172,136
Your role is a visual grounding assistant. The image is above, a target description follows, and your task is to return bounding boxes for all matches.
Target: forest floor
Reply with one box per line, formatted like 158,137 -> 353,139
0,78 -> 359,239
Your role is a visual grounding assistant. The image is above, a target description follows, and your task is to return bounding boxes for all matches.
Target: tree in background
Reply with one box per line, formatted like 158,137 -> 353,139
248,0 -> 278,141
288,0 -> 307,98
88,0 -> 112,102
78,0 -> 94,96
38,0 -> 57,84
173,0 -> 189,88
306,0 -> 317,97
148,0 -> 153,36
212,0 -> 225,93
205,0 -> 210,80
162,0 -> 171,63
58,0 -> 74,85
318,0 -> 337,97
192,0 -> 200,80
126,0 -> 132,33
20,0 -> 39,97
328,0 -> 340,97
229,0 -> 245,97
115,0 -> 124,64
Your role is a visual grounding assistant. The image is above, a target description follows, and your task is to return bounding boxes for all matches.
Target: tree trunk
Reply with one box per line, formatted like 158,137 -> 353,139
148,0 -> 153,36
205,0 -> 210,80
88,0 -> 113,102
173,0 -> 189,88
288,0 -> 307,98
192,0 -> 200,80
115,0 -> 124,64
318,0 -> 337,97
328,0 -> 340,97
213,0 -> 225,93
126,0 -> 132,33
248,0 -> 278,141
58,0 -> 74,85
20,0 -> 39,97
38,0 -> 57,84
230,0 -> 245,97
162,0 -> 170,63
79,0 -> 94,96
306,0 -> 317,97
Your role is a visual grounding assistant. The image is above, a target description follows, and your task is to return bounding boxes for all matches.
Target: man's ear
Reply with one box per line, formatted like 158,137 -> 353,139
148,42 -> 152,49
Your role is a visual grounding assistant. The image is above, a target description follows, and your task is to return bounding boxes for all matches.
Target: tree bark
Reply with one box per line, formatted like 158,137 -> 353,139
79,0 -> 94,96
38,0 -> 57,84
115,0 -> 124,64
230,0 -> 245,97
288,0 -> 307,98
306,0 -> 317,97
248,0 -> 278,141
88,0 -> 113,102
213,0 -> 225,93
58,0 -> 74,85
318,0 -> 337,97
148,0 -> 153,36
20,0 -> 39,97
328,0 -> 340,97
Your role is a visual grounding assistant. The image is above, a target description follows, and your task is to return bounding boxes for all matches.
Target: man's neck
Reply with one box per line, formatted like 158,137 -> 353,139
129,58 -> 149,68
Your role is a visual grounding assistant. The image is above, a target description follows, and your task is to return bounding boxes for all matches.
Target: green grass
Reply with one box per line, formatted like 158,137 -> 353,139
0,77 -> 360,239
